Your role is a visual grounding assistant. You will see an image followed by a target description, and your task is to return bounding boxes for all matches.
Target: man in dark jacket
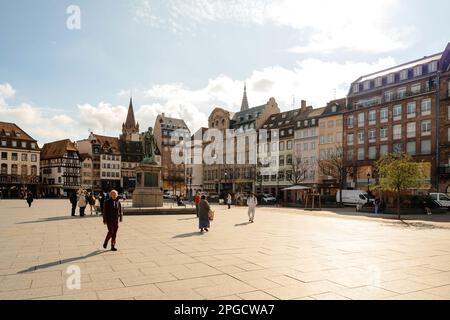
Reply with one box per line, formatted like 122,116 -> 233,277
26,191 -> 34,207
69,192 -> 77,216
102,190 -> 123,251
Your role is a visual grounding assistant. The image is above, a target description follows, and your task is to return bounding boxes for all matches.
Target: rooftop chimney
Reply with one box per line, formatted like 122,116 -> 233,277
301,100 -> 307,111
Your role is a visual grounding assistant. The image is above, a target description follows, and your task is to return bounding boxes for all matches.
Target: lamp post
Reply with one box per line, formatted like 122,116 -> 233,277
188,174 -> 192,202
367,172 -> 371,193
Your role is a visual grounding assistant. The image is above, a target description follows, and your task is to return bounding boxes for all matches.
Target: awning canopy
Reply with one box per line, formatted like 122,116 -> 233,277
281,185 -> 312,191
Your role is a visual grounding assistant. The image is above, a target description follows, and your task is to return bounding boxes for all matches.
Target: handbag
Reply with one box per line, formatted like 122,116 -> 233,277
208,210 -> 215,221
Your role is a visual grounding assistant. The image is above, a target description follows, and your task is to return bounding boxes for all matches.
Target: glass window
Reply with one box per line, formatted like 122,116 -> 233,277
407,122 -> 416,138
31,154 -> 37,162
421,140 -> 431,154
407,142 -> 416,155
398,87 -> 406,99
421,120 -> 432,136
347,115 -> 354,127
393,125 -> 402,140
380,145 -> 388,157
380,127 -> 388,140
1,140 -> 6,147
380,108 -> 389,122
12,141 -> 17,147
384,91 -> 393,102
413,66 -> 422,77
21,142 -> 26,148
279,141 -> 285,151
363,81 -> 370,90
393,105 -> 402,119
393,143 -> 402,153
368,129 -> 376,141
358,131 -> 364,144
387,74 -> 395,84
421,99 -> 431,114
353,84 -> 359,93
411,84 -> 421,94
375,77 -> 382,87
21,154 -> 28,161
368,146 -> 376,160
358,113 -> 365,127
357,148 -> 365,161
1,152 -> 7,160
400,69 -> 408,81
287,141 -> 293,150
347,134 -> 354,146
407,102 -> 416,117
311,142 -> 316,150
347,149 -> 354,161
303,143 -> 308,151
369,110 -> 376,123
429,61 -> 438,73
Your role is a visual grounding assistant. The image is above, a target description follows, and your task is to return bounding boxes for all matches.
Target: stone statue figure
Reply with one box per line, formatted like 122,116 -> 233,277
142,127 -> 157,164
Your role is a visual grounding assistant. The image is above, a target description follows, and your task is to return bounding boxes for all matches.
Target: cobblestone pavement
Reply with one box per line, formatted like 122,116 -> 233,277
0,199 -> 450,300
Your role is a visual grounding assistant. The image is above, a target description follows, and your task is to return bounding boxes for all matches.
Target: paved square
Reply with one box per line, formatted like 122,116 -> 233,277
1,199 -> 450,300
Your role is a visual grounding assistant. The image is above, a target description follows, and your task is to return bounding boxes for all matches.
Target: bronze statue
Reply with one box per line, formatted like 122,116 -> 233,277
142,127 -> 157,164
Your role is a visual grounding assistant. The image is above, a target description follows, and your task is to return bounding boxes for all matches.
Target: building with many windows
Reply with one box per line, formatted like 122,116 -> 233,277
77,133 -> 122,192
154,113 -> 190,195
0,122 -> 40,198
40,139 -> 81,197
344,45 -> 450,191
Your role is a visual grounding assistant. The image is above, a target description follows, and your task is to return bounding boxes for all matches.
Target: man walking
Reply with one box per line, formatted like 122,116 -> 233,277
103,190 -> 123,251
227,193 -> 232,209
247,193 -> 257,223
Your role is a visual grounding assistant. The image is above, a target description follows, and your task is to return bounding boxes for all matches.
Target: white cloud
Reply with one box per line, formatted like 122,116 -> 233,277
0,83 -> 16,100
77,102 -> 128,133
167,0 -> 414,53
132,0 -> 165,27
0,84 -> 79,144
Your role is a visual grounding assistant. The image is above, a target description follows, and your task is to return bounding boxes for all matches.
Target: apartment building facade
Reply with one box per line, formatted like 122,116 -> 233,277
0,122 -> 40,198
40,139 -> 81,197
154,114 -> 190,195
343,46 -> 450,191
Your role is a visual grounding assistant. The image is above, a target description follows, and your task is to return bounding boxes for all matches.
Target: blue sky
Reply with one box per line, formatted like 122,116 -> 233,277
1,0 -> 450,144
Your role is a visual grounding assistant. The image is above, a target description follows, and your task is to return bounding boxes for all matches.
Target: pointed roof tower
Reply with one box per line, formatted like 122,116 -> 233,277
124,97 -> 136,128
240,83 -> 249,111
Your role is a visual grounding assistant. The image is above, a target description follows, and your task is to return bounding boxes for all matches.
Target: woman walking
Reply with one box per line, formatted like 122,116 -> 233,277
103,190 -> 123,251
194,191 -> 201,217
198,195 -> 211,233
227,193 -> 232,209
247,193 -> 258,223
77,190 -> 87,217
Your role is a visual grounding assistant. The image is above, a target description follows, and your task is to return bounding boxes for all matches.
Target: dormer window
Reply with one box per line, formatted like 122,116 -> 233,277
311,119 -> 316,125
353,84 -> 359,93
363,81 -> 371,90
400,69 -> 408,81
282,114 -> 286,119
429,61 -> 438,73
331,106 -> 337,113
387,73 -> 395,84
413,65 -> 422,77
304,120 -> 308,126
375,77 -> 382,87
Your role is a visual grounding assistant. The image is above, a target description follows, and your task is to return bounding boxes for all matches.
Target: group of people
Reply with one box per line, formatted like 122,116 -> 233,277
69,190 -> 108,217
194,191 -> 258,233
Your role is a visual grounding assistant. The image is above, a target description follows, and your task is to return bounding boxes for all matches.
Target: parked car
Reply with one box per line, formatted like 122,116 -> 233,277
207,194 -> 220,203
258,193 -> 277,205
336,190 -> 373,207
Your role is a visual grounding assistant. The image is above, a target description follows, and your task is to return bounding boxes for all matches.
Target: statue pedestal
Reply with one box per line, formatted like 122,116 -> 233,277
132,164 -> 163,208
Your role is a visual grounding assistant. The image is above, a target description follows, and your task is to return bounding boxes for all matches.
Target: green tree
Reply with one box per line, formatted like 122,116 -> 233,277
375,153 -> 426,219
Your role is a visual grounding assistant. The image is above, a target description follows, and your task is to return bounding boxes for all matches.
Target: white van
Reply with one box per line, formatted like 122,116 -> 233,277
429,193 -> 450,208
336,190 -> 371,206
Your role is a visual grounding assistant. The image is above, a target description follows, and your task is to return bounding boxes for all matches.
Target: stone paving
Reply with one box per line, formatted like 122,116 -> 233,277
0,199 -> 450,300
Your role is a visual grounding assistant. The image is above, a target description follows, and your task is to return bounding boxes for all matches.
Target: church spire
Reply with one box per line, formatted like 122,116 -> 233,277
240,83 -> 249,111
125,96 -> 136,128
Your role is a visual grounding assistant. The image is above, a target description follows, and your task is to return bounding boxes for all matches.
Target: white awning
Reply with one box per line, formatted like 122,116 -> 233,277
281,185 -> 312,191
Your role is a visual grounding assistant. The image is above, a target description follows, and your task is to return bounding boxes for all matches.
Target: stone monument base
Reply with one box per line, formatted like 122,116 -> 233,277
132,164 -> 163,208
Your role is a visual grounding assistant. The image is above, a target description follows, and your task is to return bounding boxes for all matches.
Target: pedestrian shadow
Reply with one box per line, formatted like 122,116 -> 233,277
17,250 -> 107,274
235,222 -> 251,227
16,215 -> 101,224
172,232 -> 204,238
178,217 -> 198,221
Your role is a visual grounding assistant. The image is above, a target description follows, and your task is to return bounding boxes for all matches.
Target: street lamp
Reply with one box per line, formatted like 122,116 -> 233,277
188,174 -> 192,202
367,172 -> 371,193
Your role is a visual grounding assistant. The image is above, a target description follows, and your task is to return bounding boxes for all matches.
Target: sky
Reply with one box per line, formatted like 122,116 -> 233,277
1,0 -> 450,145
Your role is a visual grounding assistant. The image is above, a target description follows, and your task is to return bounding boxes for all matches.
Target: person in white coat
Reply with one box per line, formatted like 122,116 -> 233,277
247,193 -> 258,223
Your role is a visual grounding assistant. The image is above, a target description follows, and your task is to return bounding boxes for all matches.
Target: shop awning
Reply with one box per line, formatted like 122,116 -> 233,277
281,185 -> 312,191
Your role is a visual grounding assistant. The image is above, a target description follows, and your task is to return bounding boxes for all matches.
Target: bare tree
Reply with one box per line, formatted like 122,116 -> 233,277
288,156 -> 311,186
317,145 -> 348,206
